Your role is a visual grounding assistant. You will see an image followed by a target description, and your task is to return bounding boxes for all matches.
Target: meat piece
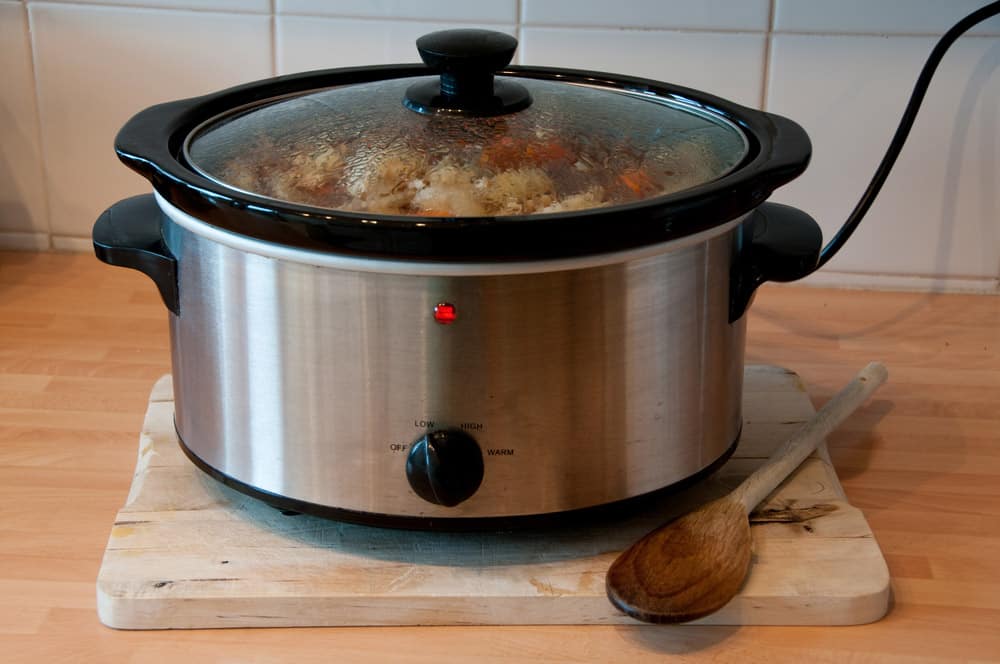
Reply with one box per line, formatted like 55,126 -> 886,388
540,186 -> 608,213
480,167 -> 556,215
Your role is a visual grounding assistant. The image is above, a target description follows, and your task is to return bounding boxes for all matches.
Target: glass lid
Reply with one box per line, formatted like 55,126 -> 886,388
185,30 -> 749,218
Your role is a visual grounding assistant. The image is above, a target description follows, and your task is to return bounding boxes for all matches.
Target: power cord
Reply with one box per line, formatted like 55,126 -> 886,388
816,0 -> 1000,268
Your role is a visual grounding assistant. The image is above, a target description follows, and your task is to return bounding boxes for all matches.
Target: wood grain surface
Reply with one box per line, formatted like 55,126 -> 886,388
2,251 -> 999,662
96,367 -> 888,629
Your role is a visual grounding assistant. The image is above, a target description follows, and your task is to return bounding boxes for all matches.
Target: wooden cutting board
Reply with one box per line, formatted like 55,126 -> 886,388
96,366 -> 890,629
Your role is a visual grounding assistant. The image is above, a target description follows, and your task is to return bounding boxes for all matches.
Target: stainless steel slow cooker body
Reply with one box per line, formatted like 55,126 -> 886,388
160,195 -> 746,521
94,30 -> 822,528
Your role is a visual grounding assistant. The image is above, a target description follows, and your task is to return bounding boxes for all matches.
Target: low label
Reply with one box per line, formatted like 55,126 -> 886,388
413,420 -> 486,431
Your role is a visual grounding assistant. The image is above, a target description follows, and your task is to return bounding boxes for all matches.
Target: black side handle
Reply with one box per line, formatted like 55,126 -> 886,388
755,112 -> 812,194
93,194 -> 179,315
730,202 -> 822,322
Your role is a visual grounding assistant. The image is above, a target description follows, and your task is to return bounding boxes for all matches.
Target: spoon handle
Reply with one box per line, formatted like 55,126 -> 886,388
733,362 -> 888,513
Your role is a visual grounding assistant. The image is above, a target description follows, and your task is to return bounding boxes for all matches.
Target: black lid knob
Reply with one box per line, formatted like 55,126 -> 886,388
417,29 -> 518,74
404,29 -> 532,117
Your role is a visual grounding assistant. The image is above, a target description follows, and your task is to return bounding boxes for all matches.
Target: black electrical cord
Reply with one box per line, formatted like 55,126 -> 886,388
816,0 -> 1000,269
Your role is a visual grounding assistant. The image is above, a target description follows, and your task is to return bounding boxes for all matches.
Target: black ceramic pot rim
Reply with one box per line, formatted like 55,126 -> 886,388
115,64 -> 811,262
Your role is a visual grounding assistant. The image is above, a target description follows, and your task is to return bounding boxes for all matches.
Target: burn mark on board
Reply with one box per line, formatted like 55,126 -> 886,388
749,503 -> 837,524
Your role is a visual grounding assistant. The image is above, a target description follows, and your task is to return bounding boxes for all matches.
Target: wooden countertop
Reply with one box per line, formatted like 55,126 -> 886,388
2,250 -> 998,662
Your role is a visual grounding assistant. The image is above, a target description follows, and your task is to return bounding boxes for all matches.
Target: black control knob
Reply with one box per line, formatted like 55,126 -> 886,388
405,429 -> 484,507
404,29 -> 532,117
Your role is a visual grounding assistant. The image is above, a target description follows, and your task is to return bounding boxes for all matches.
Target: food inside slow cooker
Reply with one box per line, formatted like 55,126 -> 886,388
218,132 -> 723,217
188,77 -> 747,218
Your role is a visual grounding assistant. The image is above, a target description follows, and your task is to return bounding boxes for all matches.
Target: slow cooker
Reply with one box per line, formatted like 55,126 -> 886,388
93,29 -> 825,528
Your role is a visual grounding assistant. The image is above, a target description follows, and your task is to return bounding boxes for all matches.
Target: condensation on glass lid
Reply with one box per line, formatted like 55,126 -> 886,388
185,77 -> 749,218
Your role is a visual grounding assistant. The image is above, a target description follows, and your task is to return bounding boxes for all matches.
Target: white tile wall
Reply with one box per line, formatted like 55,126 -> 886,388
277,0 -> 516,24
29,2 -> 272,239
277,17 -> 515,73
1,0 -> 998,292
767,34 -> 1000,279
0,1 -> 48,245
522,0 -> 770,31
519,28 -> 766,108
37,0 -> 271,13
774,0 -> 1000,36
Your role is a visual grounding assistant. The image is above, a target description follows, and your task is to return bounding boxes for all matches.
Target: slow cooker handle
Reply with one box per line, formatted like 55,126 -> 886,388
729,202 -> 823,322
92,194 -> 179,316
754,111 -> 812,194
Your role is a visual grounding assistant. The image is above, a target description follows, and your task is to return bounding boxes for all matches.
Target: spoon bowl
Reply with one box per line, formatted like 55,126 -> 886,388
606,362 -> 888,623
607,495 -> 751,623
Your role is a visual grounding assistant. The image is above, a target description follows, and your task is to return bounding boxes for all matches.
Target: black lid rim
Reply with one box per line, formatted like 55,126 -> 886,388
115,64 -> 811,262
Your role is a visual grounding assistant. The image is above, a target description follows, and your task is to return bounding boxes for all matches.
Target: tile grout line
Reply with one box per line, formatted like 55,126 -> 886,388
269,0 -> 277,76
515,0 -> 523,65
24,0 -> 269,17
760,0 -> 775,110
264,11 -> 512,26
0,232 -> 52,252
516,23 -> 769,35
769,28 -> 999,38
22,2 -> 53,250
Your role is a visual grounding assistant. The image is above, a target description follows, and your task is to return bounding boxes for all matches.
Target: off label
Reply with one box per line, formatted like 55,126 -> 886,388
389,443 -> 409,452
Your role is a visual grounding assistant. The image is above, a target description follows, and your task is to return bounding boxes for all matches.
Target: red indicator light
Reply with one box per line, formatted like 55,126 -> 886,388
433,302 -> 457,325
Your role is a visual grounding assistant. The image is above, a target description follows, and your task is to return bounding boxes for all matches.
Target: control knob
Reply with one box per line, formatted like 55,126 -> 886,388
405,429 -> 484,507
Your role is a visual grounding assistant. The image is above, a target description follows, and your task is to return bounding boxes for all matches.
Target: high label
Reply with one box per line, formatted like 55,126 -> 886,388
413,420 -> 486,431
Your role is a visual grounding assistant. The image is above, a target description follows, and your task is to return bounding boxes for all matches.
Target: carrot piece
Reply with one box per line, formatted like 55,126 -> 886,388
619,169 -> 654,195
525,140 -> 573,164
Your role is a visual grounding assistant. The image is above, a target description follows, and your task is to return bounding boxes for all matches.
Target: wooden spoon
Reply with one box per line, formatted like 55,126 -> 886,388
606,361 -> 888,624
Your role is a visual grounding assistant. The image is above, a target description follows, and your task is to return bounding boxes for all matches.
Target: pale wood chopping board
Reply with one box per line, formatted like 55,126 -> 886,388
96,365 -> 890,629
